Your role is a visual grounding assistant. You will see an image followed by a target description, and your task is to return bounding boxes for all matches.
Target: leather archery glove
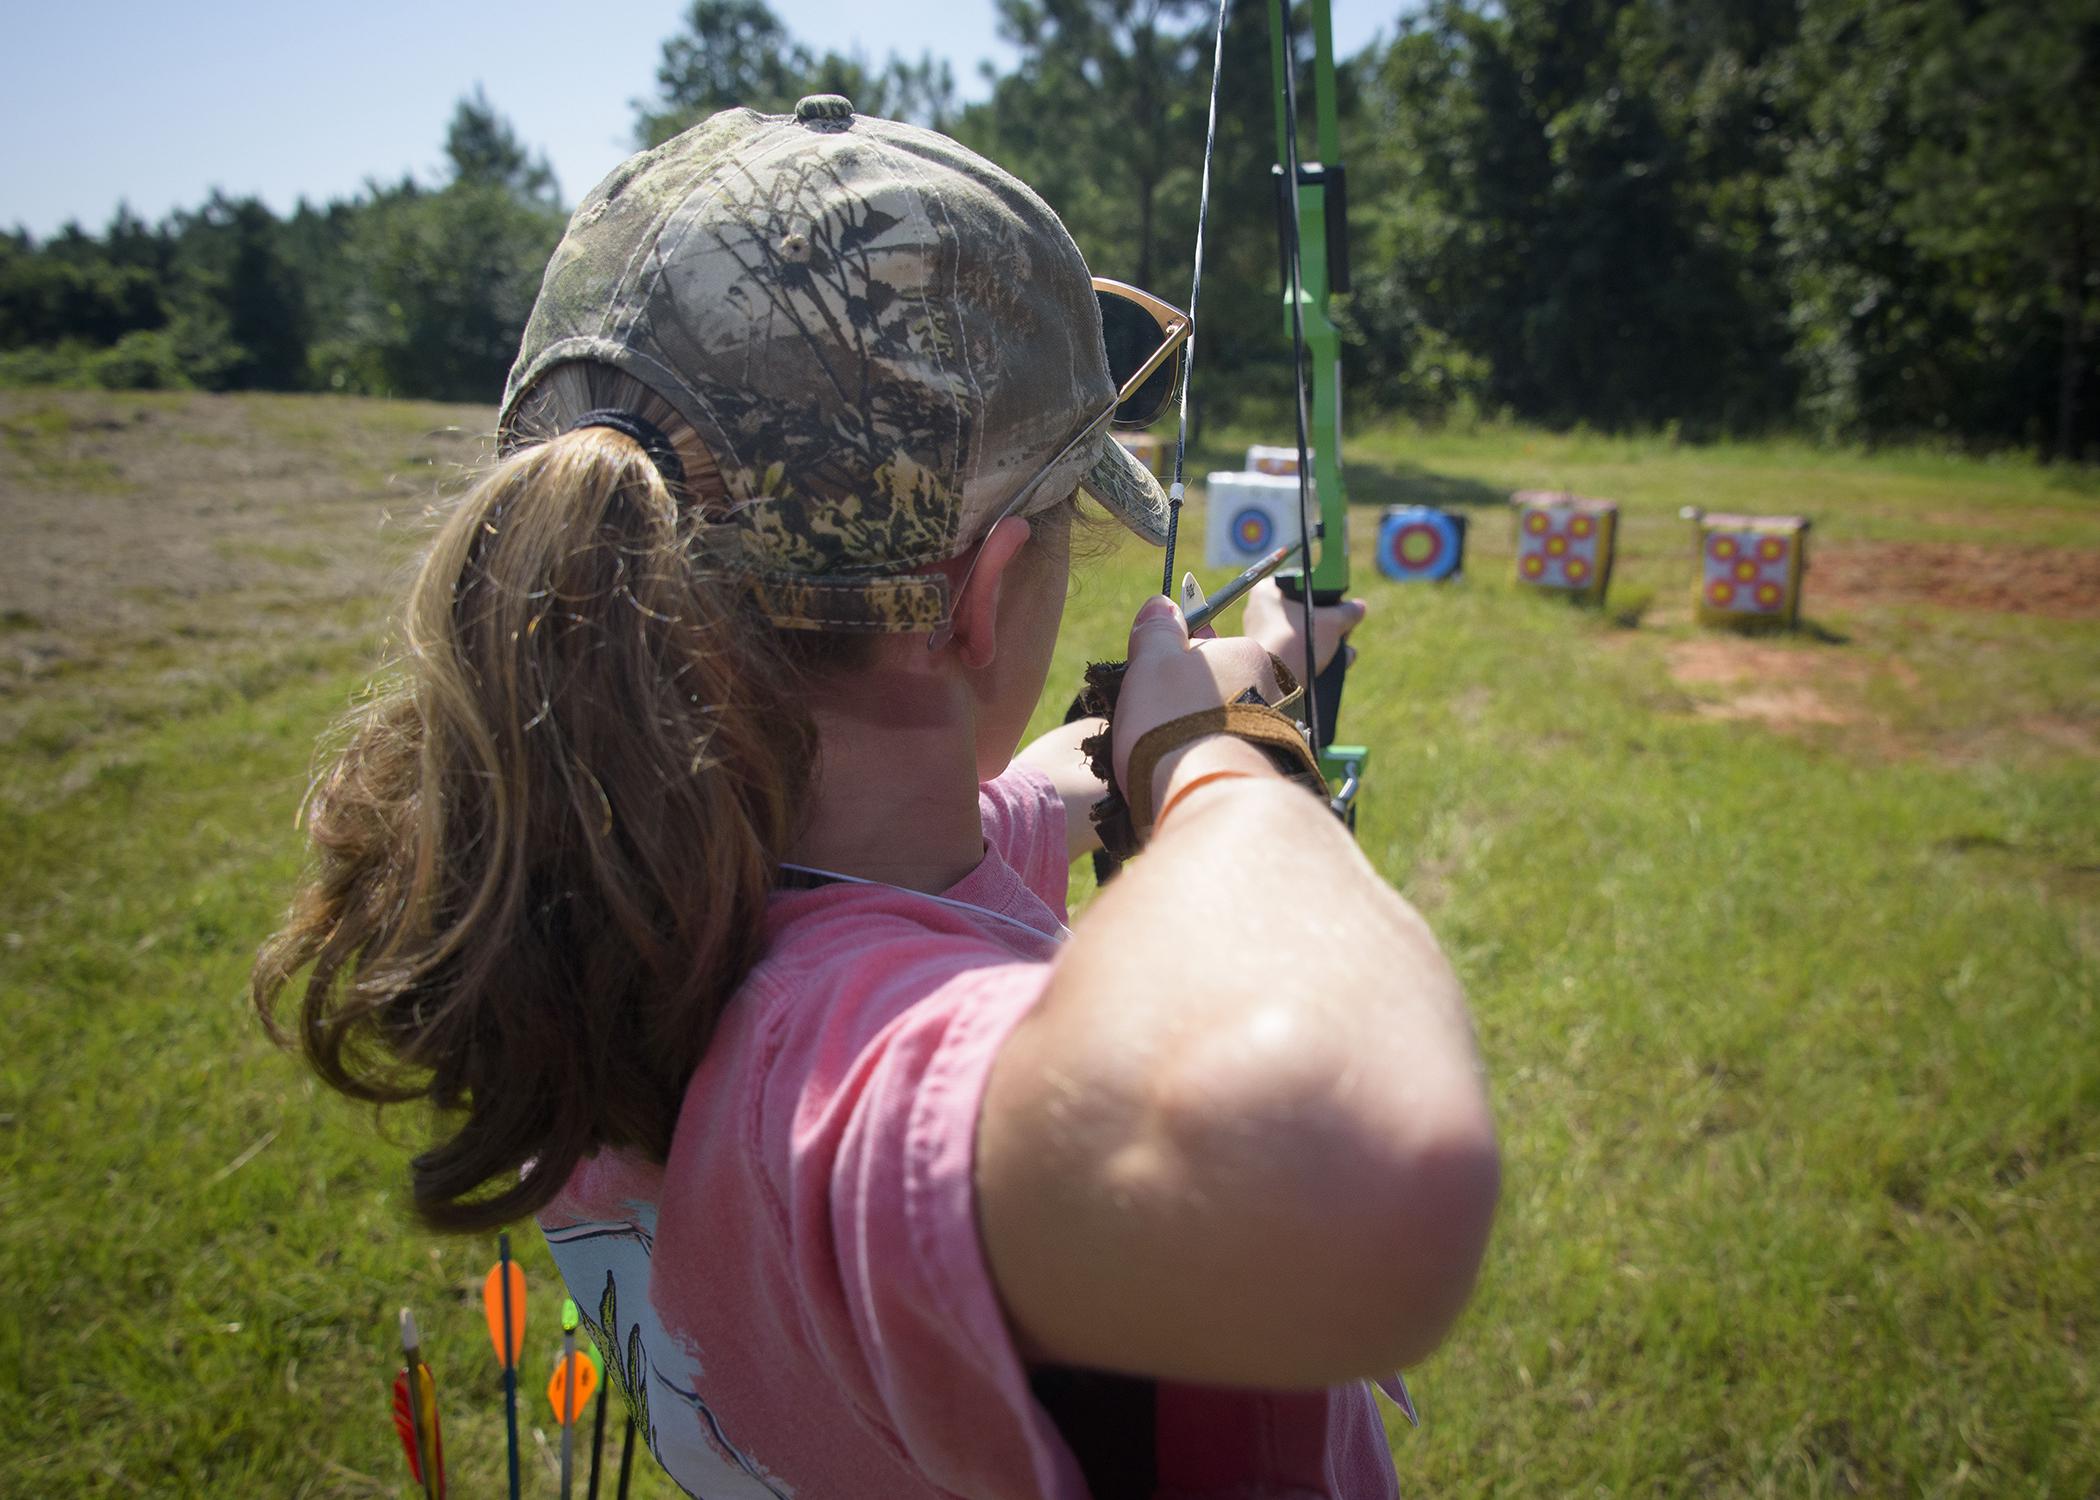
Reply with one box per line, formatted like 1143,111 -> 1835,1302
1078,595 -> 1327,857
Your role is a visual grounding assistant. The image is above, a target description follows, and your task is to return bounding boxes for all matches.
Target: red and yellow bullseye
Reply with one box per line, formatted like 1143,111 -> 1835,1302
1693,512 -> 1809,630
1510,491 -> 1615,604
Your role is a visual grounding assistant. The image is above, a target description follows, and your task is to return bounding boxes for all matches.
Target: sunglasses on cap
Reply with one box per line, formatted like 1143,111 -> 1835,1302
930,278 -> 1191,645
1095,277 -> 1191,429
973,276 -> 1193,526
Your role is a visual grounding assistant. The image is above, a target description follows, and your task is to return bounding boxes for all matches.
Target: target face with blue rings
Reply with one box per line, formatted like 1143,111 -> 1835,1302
1230,507 -> 1275,555
1376,506 -> 1465,581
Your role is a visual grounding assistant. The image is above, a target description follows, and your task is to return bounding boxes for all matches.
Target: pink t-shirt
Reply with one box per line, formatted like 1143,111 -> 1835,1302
539,764 -> 1409,1498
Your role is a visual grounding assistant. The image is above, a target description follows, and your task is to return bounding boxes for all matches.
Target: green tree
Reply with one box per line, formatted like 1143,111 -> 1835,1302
337,177 -> 563,402
1894,0 -> 2100,457
968,0 -> 1207,292
447,85 -> 562,203
1346,0 -> 1796,434
164,193 -> 309,391
634,0 -> 960,146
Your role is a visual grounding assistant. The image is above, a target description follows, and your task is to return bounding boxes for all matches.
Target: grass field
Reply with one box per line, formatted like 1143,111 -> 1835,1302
2,391 -> 2094,1497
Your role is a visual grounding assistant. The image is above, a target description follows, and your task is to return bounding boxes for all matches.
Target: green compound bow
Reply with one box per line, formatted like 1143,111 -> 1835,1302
1265,0 -> 1365,826
1081,0 -> 1365,869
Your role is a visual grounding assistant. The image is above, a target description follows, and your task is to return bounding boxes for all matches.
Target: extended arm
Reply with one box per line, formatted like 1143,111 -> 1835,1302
977,602 -> 1497,1389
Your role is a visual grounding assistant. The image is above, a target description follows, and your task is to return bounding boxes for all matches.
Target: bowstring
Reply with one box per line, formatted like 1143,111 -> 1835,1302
1162,0 -> 1233,598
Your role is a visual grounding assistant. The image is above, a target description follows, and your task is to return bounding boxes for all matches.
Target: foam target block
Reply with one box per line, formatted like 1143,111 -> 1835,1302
1376,506 -> 1466,582
1511,490 -> 1616,605
1203,471 -> 1308,570
1115,430 -> 1166,479
1694,512 -> 1809,630
1245,444 -> 1312,477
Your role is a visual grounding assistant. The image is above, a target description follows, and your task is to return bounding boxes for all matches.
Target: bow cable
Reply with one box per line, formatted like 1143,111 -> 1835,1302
1273,0 -> 1325,752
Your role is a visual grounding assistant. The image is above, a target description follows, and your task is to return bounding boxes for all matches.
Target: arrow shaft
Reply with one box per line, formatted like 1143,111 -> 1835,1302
499,1235 -> 522,1500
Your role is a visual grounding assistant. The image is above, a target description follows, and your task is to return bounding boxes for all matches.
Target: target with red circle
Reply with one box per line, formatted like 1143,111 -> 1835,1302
1202,470 -> 1308,570
1697,522 -> 1803,625
1511,492 -> 1616,603
1376,506 -> 1466,582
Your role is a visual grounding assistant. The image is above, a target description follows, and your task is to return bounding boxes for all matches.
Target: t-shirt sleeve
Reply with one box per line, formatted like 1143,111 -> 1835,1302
979,762 -> 1070,917
760,945 -> 1088,1499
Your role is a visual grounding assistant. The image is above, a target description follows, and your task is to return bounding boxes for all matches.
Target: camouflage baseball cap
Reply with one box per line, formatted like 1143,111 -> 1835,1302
500,95 -> 1171,632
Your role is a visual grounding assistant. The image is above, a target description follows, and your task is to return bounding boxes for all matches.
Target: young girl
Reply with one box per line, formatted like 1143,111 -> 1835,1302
256,97 -> 1497,1499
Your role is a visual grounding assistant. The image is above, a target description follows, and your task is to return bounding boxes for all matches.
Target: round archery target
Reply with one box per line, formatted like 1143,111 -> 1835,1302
1375,507 -> 1464,581
1571,516 -> 1594,539
1759,536 -> 1787,562
1525,511 -> 1550,534
1522,554 -> 1546,579
1202,471 -> 1307,570
1709,580 -> 1735,607
1565,557 -> 1590,583
1756,581 -> 1783,608
1712,536 -> 1738,561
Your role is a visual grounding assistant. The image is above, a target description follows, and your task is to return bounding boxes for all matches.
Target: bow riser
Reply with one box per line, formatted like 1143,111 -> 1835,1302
1267,0 -> 1365,817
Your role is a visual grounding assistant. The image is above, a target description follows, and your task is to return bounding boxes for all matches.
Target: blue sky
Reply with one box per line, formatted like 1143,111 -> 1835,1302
3,1 -> 1396,239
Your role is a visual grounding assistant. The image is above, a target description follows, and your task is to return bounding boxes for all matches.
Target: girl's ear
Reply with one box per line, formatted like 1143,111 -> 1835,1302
949,516 -> 1034,671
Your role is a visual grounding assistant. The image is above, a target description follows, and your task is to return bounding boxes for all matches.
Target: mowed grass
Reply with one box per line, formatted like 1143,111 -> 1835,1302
2,395 -> 2095,1496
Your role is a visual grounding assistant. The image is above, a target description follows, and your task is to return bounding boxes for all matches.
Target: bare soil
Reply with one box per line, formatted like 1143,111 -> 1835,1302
1664,639 -> 1871,732
1811,539 -> 2100,619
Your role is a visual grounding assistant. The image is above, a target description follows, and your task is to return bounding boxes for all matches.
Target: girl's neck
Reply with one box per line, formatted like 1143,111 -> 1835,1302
789,668 -> 988,895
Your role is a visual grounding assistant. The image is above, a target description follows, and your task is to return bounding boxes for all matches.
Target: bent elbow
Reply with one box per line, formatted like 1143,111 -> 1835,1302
1353,1117 -> 1500,1370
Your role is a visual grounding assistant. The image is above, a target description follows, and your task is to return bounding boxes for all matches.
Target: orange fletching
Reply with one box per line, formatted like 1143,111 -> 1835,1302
482,1260 -> 527,1367
545,1348 -> 599,1425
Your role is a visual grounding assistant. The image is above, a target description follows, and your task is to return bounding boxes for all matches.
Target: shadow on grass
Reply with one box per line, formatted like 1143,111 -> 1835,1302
1345,460 -> 1507,510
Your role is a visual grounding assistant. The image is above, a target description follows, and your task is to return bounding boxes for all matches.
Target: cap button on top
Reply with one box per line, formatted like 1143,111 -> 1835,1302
794,94 -> 855,125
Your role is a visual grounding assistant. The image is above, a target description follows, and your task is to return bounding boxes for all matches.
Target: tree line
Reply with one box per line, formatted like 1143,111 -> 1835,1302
3,0 -> 2093,458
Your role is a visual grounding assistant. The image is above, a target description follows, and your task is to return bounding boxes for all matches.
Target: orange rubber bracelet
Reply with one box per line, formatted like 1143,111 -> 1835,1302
1152,768 -> 1259,832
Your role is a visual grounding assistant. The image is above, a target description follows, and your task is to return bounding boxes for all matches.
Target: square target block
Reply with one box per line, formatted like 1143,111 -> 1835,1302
1376,505 -> 1466,582
1245,444 -> 1313,477
1203,471 -> 1308,570
1115,430 -> 1167,479
1511,491 -> 1617,605
1694,512 -> 1810,631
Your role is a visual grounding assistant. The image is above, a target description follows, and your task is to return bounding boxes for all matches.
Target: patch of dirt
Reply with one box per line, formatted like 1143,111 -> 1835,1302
1811,541 -> 2100,619
1665,638 -> 1898,737
1692,685 -> 1852,728
2017,715 -> 2100,758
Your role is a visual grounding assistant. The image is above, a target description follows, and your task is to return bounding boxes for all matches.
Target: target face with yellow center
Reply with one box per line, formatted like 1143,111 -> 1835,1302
1376,506 -> 1465,582
1702,529 -> 1795,616
1202,470 -> 1309,570
1512,495 -> 1616,601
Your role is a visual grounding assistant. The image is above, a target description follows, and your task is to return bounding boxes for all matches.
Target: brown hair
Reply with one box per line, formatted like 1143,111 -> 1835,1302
253,363 -> 866,1231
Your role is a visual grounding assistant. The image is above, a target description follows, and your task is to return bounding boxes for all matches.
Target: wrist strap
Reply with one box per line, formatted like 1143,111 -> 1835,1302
1125,702 -> 1323,830
1153,768 -> 1259,830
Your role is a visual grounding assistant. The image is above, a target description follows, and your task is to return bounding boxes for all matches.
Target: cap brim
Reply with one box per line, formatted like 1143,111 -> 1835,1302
1080,431 -> 1171,545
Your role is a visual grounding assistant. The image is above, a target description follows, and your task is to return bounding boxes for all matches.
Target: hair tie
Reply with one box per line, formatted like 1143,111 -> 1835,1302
568,408 -> 687,493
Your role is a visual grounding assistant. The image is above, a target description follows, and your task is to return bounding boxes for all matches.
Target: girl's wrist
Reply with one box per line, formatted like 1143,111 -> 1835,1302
1149,734 -> 1278,824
